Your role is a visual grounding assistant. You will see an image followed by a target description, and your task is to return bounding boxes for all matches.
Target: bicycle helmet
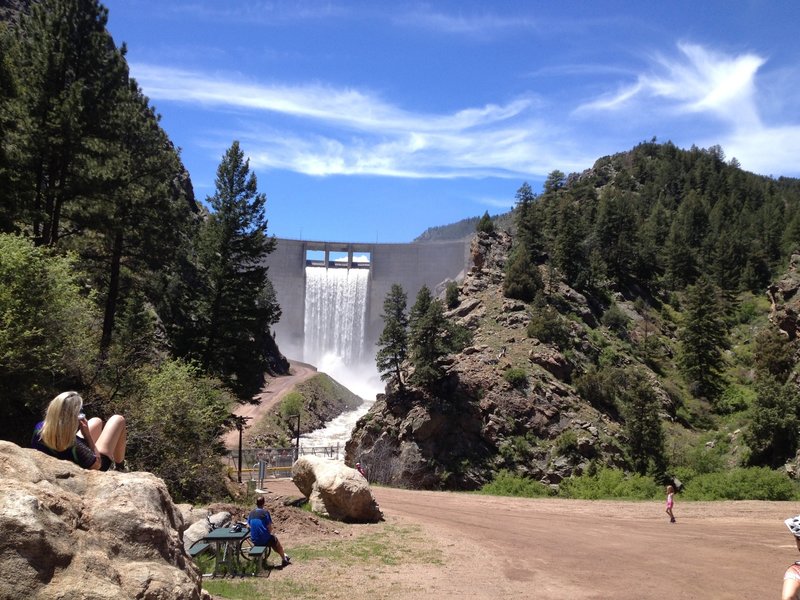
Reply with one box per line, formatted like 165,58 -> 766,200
785,515 -> 800,537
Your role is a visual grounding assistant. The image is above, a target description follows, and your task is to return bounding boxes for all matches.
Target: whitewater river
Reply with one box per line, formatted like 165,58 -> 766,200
297,353 -> 383,455
296,263 -> 383,457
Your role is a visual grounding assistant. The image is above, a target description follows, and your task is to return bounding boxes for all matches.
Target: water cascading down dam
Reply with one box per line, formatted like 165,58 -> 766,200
303,265 -> 369,368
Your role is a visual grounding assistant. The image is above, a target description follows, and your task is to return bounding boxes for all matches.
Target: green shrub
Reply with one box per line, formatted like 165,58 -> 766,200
503,367 -> 528,388
681,467 -> 799,500
601,304 -> 630,336
504,248 -> 542,302
715,384 -> 755,414
0,234 -> 98,437
498,435 -> 534,463
558,468 -> 661,500
527,305 -> 570,348
736,299 -> 759,324
445,281 -> 460,309
480,470 -> 552,498
554,429 -> 579,457
280,391 -> 304,421
125,359 -> 232,502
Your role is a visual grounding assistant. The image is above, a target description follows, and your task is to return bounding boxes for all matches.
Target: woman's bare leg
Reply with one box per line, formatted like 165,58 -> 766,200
95,415 -> 126,463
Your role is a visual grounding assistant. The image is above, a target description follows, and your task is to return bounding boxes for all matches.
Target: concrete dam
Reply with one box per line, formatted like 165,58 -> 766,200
264,238 -> 472,372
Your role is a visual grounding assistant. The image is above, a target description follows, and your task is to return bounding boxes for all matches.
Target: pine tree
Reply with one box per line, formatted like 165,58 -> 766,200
408,286 -> 449,388
745,377 -> 799,468
376,284 -> 408,389
476,210 -> 495,234
6,0 -> 128,246
753,327 -> 795,383
619,372 -> 665,476
513,182 -> 543,260
678,276 -> 729,402
197,141 -> 280,397
553,199 -> 587,288
503,246 -> 542,302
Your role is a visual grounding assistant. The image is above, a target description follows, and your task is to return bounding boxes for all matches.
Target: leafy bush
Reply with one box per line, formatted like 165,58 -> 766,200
503,367 -> 528,388
527,305 -> 570,348
601,304 -> 630,336
558,468 -> 661,500
124,359 -> 232,502
681,467 -> 799,500
280,391 -> 304,422
715,384 -> 755,414
0,234 -> 98,441
554,429 -> 579,457
445,280 -> 460,309
480,470 -> 552,498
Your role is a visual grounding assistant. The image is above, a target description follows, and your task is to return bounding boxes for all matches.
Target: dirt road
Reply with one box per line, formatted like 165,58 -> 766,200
267,478 -> 795,599
221,361 -> 317,449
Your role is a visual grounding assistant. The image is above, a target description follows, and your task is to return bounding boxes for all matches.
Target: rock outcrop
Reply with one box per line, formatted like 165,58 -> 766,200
769,252 -> 800,340
346,230 -> 628,490
291,456 -> 383,523
0,441 -> 203,600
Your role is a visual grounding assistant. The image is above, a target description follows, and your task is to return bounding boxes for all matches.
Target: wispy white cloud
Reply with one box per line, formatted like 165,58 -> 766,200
577,42 -> 800,176
132,40 -> 800,183
132,63 -> 591,179
133,64 -> 532,133
474,196 -> 515,209
162,1 -> 349,24
578,42 -> 765,125
394,8 -> 540,36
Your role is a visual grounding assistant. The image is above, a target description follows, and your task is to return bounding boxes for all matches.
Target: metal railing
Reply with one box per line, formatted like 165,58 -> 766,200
227,444 -> 344,487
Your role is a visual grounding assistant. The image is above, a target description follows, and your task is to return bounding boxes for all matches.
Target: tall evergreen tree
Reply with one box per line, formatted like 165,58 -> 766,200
678,276 -> 729,402
592,190 -> 638,284
196,141 -> 280,398
5,0 -> 128,246
745,377 -> 799,468
553,199 -> 587,288
503,246 -> 542,302
376,284 -> 409,390
513,182 -> 543,260
408,286 -> 449,389
619,371 -> 665,476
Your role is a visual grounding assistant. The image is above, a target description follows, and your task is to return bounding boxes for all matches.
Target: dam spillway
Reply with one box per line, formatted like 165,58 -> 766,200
263,238 -> 471,370
303,266 -> 369,366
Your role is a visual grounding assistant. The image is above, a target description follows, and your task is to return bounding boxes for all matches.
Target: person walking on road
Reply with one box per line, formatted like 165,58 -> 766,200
665,485 -> 676,523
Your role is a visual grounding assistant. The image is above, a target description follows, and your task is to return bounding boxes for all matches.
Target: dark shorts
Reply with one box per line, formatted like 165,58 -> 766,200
99,453 -> 113,471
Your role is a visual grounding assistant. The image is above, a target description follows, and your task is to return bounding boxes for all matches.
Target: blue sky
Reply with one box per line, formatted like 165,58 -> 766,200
103,0 -> 800,243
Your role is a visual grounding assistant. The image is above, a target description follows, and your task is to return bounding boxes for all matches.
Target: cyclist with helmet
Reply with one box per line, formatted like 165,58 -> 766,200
783,515 -> 800,599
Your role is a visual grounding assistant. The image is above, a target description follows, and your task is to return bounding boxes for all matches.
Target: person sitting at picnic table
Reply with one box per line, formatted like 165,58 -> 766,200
248,496 -> 291,567
31,391 -> 127,471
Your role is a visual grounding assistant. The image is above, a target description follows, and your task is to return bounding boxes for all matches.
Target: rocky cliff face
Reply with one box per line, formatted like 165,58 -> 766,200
0,441 -> 203,600
346,231 -> 630,490
768,252 -> 800,341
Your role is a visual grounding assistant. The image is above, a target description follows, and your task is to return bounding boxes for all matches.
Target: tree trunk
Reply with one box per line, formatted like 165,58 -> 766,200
100,229 -> 124,354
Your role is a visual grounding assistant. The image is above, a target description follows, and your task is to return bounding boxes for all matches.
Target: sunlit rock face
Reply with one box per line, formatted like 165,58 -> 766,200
0,441 -> 203,600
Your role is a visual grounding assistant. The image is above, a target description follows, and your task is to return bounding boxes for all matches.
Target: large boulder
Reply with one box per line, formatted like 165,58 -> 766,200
0,441 -> 203,600
291,456 -> 383,523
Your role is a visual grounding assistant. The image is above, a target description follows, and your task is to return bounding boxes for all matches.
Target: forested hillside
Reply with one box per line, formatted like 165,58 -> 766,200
353,141 -> 800,498
0,0 -> 286,501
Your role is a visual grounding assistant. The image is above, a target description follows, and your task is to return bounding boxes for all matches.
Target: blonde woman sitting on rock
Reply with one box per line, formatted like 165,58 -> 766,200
31,391 -> 127,471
